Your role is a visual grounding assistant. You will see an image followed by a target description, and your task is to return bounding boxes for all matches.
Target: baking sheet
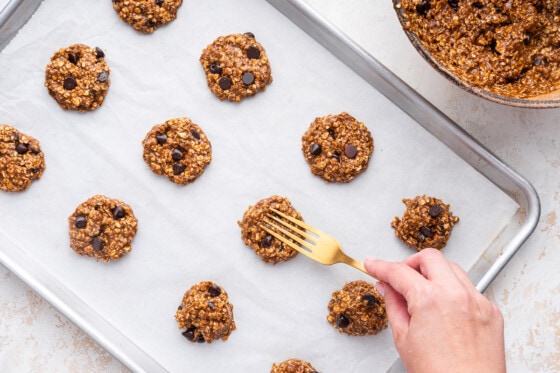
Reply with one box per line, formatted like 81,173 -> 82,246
0,0 -> 519,371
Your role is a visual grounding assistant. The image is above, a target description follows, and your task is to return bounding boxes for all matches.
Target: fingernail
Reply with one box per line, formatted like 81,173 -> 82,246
364,256 -> 376,264
375,282 -> 385,297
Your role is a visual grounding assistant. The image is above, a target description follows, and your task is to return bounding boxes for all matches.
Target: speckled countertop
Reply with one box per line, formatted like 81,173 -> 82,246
1,1 -> 559,372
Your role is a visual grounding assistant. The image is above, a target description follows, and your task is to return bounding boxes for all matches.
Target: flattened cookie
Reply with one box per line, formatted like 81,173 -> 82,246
0,124 -> 45,192
200,33 -> 273,102
142,117 -> 212,185
302,112 -> 374,183
69,195 -> 138,262
327,280 -> 387,336
112,0 -> 183,34
175,281 -> 236,344
238,195 -> 303,264
391,195 -> 460,251
271,358 -> 319,373
45,44 -> 110,112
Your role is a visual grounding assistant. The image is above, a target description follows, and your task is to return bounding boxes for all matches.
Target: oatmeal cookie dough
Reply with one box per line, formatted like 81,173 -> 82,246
302,112 -> 374,183
68,195 -> 138,262
200,32 -> 273,102
45,44 -> 110,111
270,358 -> 319,373
391,195 -> 459,251
112,0 -> 183,34
327,280 -> 387,336
142,117 -> 212,185
0,125 -> 45,192
238,195 -> 303,264
175,281 -> 236,343
396,0 -> 560,98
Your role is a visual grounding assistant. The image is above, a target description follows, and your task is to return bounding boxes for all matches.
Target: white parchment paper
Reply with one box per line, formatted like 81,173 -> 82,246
0,0 -> 518,371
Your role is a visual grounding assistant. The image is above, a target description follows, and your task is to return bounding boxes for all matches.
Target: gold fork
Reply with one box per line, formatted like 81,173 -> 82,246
260,208 -> 375,278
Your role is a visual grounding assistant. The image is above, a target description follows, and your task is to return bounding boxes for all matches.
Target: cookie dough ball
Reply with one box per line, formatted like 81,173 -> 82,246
68,195 -> 138,262
45,44 -> 110,112
200,32 -> 273,102
0,125 -> 45,192
238,195 -> 303,264
175,281 -> 236,343
327,280 -> 387,336
271,358 -> 319,373
142,117 -> 212,185
112,0 -> 183,34
391,195 -> 460,251
302,112 -> 374,183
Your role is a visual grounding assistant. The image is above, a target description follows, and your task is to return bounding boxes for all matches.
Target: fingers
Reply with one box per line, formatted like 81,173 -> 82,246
364,256 -> 427,301
402,248 -> 457,282
377,282 -> 410,342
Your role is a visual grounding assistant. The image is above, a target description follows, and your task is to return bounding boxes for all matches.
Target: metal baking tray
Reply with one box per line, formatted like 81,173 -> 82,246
0,0 -> 539,372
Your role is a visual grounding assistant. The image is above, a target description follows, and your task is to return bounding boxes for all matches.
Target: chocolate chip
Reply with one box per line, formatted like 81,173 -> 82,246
244,32 -> 255,38
173,163 -> 186,175
208,301 -> 215,309
97,71 -> 108,83
68,53 -> 79,64
416,0 -> 431,14
191,130 -> 200,140
242,72 -> 254,85
15,143 -> 28,154
344,144 -> 358,159
91,236 -> 104,251
336,314 -> 350,328
112,205 -> 125,219
327,128 -> 336,139
156,133 -> 167,145
74,215 -> 87,229
208,284 -> 222,297
172,148 -> 184,161
29,146 -> 41,155
472,1 -> 483,8
156,0 -> 164,5
219,76 -> 232,90
196,334 -> 205,343
310,143 -> 322,156
182,327 -> 196,341
419,226 -> 433,238
362,294 -> 378,307
261,234 -> 273,248
209,63 -> 222,74
332,152 -> 341,162
429,205 -> 443,218
448,0 -> 459,10
95,47 -> 105,59
63,76 -> 77,90
246,46 -> 261,59
177,305 -> 183,310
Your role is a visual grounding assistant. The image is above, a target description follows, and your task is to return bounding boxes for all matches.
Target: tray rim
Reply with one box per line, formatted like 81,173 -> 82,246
0,0 -> 540,372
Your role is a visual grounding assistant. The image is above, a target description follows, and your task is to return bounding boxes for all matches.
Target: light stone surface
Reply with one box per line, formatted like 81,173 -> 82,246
1,1 -> 559,372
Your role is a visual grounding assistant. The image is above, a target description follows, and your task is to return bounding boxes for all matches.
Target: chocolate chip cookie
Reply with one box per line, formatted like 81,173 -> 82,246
302,112 -> 374,183
45,44 -> 110,112
270,358 -> 319,373
68,195 -> 138,262
0,124 -> 45,192
391,195 -> 460,251
238,195 -> 303,264
200,32 -> 273,102
112,0 -> 183,34
142,117 -> 212,185
327,280 -> 387,336
175,281 -> 236,344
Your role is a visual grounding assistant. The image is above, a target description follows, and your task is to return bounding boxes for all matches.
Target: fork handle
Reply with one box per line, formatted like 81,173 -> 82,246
340,254 -> 377,279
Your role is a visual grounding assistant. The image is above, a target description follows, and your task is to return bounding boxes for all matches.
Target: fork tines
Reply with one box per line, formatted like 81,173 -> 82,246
260,208 -> 316,254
